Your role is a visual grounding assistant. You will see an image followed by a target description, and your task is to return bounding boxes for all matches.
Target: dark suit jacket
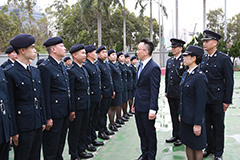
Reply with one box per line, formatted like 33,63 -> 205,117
200,50 -> 234,104
130,64 -> 137,90
134,58 -> 161,112
39,56 -> 71,119
1,59 -> 13,69
4,61 -> 46,135
67,62 -> 90,111
118,62 -> 128,92
179,67 -> 208,125
98,59 -> 114,98
83,59 -> 101,103
126,64 -> 134,91
109,61 -> 123,93
0,68 -> 12,143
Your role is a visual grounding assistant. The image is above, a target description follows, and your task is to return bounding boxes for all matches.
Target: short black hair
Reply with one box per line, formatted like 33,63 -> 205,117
140,38 -> 154,56
191,55 -> 202,65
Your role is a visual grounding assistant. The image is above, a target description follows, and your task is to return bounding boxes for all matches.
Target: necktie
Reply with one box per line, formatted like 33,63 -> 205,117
138,62 -> 143,78
27,65 -> 31,75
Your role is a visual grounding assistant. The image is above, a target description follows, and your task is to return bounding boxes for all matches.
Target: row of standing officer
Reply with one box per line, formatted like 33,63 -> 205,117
165,30 -> 234,160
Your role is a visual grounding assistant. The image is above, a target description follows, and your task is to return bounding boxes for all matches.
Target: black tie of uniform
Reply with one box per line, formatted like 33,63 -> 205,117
27,65 -> 31,75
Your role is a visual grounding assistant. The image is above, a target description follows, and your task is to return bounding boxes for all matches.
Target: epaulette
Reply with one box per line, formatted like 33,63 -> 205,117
40,58 -> 50,66
3,63 -> 14,71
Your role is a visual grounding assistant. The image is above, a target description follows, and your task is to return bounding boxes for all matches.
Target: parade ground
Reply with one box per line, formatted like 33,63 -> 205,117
9,72 -> 240,160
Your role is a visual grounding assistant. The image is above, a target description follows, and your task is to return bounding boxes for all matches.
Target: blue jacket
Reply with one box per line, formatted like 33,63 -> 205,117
179,67 -> 208,125
118,62 -> 128,92
1,59 -> 13,69
4,61 -> 46,135
109,61 -> 123,93
83,59 -> 101,103
39,56 -> 71,119
0,68 -> 12,143
130,64 -> 137,90
98,59 -> 114,98
126,64 -> 134,91
134,59 -> 161,112
165,55 -> 186,99
200,50 -> 234,104
67,62 -> 90,111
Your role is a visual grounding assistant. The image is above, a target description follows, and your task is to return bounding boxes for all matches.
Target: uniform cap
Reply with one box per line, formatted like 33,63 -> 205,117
43,37 -> 63,47
69,44 -> 84,54
10,33 -> 35,49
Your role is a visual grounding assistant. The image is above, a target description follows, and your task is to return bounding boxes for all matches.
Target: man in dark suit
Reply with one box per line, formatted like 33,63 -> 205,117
200,30 -> 234,160
132,38 -> 161,160
39,37 -> 71,160
4,33 -> 46,160
83,45 -> 104,151
0,67 -> 12,160
67,44 -> 93,160
96,46 -> 115,140
165,38 -> 186,146
1,46 -> 18,68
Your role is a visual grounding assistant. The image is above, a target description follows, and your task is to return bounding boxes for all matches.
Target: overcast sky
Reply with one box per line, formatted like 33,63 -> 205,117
1,0 -> 239,46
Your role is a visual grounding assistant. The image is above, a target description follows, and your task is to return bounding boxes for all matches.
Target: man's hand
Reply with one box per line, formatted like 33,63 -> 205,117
178,115 -> 181,122
165,93 -> 167,98
46,119 -> 53,131
193,125 -> 201,136
69,112 -> 76,122
42,125 -> 46,131
12,134 -> 19,146
149,112 -> 156,120
223,103 -> 230,112
112,92 -> 116,99
131,105 -> 135,113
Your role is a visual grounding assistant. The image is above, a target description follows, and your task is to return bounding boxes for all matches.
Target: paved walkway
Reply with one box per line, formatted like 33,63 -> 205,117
9,73 -> 240,160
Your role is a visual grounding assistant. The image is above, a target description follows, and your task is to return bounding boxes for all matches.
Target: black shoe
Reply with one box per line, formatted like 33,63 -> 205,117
214,156 -> 222,160
92,140 -> 104,146
123,114 -> 130,119
109,124 -> 118,131
114,123 -> 122,128
173,139 -> 182,146
165,137 -> 177,143
98,132 -> 109,140
79,151 -> 93,159
116,119 -> 125,125
121,116 -> 128,122
135,155 -> 148,160
105,129 -> 115,135
203,150 -> 212,158
127,112 -> 133,117
87,144 -> 96,152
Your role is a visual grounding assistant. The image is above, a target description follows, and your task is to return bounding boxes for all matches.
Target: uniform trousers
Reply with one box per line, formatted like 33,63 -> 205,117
135,111 -> 157,160
14,127 -> 42,160
68,110 -> 89,159
168,98 -> 180,138
0,142 -> 10,160
99,97 -> 112,133
205,103 -> 225,157
43,116 -> 69,160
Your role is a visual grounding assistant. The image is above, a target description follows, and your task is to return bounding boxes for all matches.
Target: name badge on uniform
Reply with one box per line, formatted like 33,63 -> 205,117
180,62 -> 183,69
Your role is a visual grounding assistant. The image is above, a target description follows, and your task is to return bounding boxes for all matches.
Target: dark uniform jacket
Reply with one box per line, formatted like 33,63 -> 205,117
179,67 -> 208,125
118,62 -> 128,92
83,59 -> 101,103
1,59 -> 13,69
130,64 -> 137,90
98,59 -> 114,98
200,50 -> 234,104
109,61 -> 123,93
39,56 -> 71,119
165,55 -> 186,99
126,64 -> 134,91
4,61 -> 46,135
67,62 -> 90,111
0,68 -> 12,143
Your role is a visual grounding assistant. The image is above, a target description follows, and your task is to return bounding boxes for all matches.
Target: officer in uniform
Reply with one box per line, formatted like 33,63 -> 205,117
63,56 -> 72,68
97,46 -> 115,140
108,49 -> 123,131
165,38 -> 186,146
200,30 -> 234,160
39,37 -> 71,160
0,66 -> 12,160
67,44 -> 93,160
84,45 -> 104,151
117,51 -> 129,123
4,33 -> 46,160
1,46 -> 18,68
129,55 -> 137,113
125,53 -> 134,117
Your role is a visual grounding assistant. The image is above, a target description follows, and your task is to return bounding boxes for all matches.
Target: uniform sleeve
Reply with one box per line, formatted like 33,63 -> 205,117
149,65 -> 161,111
68,69 -> 76,112
39,73 -> 47,125
222,56 -> 234,104
39,65 -> 52,120
165,60 -> 168,94
4,70 -> 18,135
194,75 -> 208,125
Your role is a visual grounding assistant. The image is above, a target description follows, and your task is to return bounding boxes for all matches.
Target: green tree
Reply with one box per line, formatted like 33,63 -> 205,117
229,40 -> 240,67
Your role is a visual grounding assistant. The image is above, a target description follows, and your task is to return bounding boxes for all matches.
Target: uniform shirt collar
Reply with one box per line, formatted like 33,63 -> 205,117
141,57 -> 151,69
75,62 -> 82,68
16,59 -> 28,69
174,54 -> 181,60
51,56 -> 61,64
9,59 -> 14,63
187,65 -> 198,74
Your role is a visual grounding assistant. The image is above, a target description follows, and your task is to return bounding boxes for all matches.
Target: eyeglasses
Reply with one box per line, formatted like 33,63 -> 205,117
137,49 -> 146,51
